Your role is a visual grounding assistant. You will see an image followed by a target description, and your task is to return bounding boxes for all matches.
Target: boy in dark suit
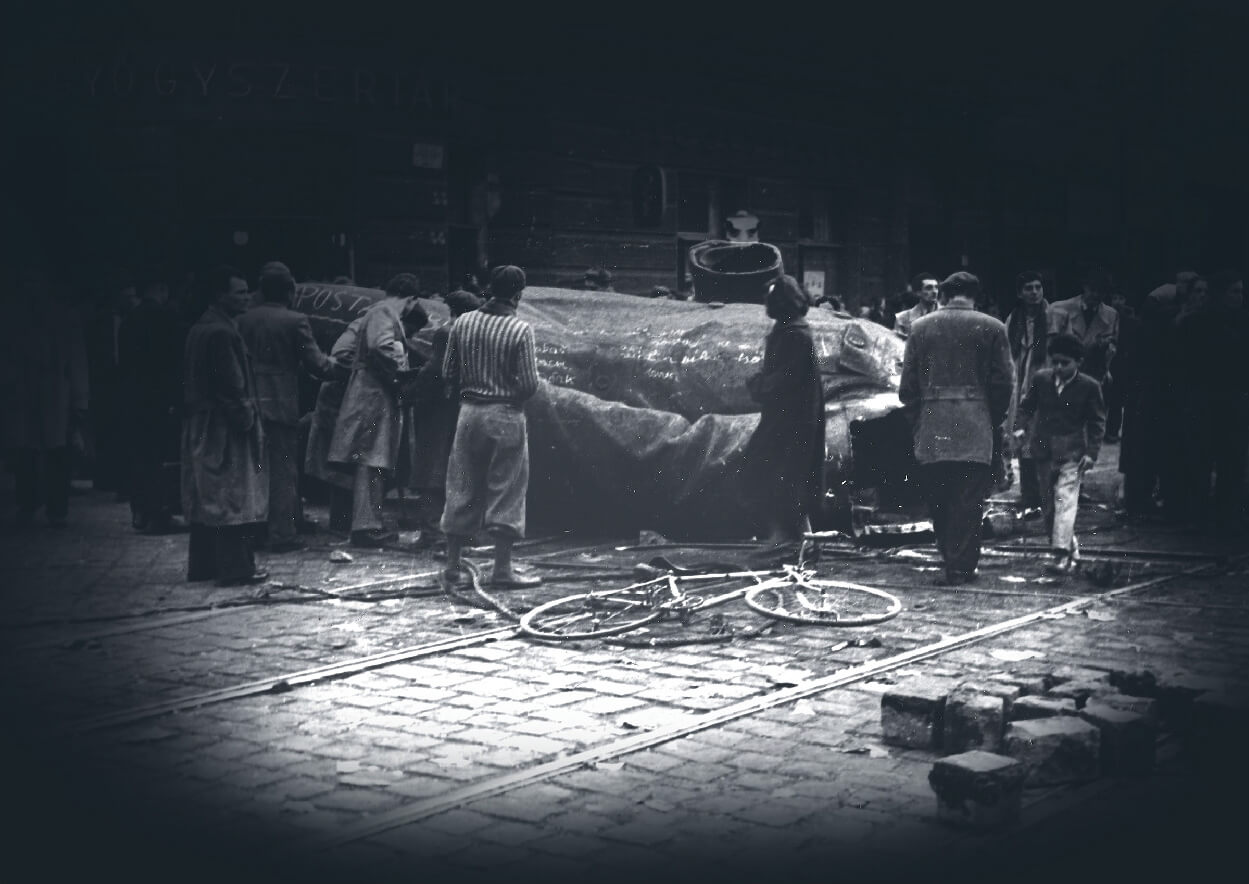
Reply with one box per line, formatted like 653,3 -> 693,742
1016,333 -> 1107,575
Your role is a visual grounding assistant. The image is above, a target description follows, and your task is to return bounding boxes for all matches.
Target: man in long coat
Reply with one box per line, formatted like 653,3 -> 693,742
1005,271 -> 1051,515
238,262 -> 332,551
743,274 -> 826,543
328,274 -> 427,547
2,267 -> 89,529
182,266 -> 269,586
900,272 -> 1014,585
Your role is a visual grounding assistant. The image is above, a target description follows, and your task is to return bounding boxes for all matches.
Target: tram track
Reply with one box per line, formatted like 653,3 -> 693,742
319,555 -> 1235,848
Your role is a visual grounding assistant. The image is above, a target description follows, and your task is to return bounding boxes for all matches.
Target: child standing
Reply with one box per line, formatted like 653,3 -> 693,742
1016,333 -> 1107,575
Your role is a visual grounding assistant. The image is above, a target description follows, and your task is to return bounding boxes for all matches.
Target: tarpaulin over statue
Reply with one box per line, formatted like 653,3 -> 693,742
292,283 -> 908,536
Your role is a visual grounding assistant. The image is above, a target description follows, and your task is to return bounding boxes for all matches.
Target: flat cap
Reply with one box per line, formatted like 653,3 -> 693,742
490,265 -> 527,299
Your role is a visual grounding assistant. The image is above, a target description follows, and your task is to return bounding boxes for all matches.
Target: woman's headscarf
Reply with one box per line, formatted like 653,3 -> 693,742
765,273 -> 810,321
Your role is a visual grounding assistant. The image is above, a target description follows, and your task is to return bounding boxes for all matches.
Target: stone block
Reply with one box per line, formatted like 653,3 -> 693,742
1010,695 -> 1077,721
1108,668 -> 1160,698
1187,689 -> 1249,774
928,750 -> 1024,831
881,677 -> 954,750
1093,693 -> 1159,723
943,690 -> 1006,754
1045,679 -> 1107,709
957,680 -> 1023,717
1080,702 -> 1156,776
1155,672 -> 1229,733
1043,667 -> 1110,691
989,672 -> 1047,696
1002,717 -> 1101,786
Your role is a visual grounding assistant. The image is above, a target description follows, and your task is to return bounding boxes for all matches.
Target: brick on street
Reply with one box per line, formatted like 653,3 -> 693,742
1,451 -> 1247,884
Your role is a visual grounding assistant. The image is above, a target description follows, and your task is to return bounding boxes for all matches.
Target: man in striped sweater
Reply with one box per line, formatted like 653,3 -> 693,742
441,265 -> 543,589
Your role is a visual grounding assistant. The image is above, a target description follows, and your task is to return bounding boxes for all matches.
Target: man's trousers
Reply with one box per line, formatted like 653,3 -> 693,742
918,461 -> 991,577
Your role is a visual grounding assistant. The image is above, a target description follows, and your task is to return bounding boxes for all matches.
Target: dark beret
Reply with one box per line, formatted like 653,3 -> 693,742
490,265 -> 527,299
1047,332 -> 1084,361
940,271 -> 981,300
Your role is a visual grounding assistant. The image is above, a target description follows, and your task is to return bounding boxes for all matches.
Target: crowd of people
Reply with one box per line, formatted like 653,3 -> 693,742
2,257 -> 1244,590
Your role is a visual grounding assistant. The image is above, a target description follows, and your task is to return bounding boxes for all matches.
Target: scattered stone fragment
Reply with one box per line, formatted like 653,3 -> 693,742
1003,717 -> 1101,786
1080,702 -> 1156,776
944,689 -> 1006,753
928,751 -> 1025,830
329,550 -> 353,563
1010,695 -> 1077,721
881,677 -> 956,749
987,671 -> 1047,696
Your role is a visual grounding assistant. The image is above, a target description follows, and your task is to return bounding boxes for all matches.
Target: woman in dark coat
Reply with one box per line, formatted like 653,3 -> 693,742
743,274 -> 826,542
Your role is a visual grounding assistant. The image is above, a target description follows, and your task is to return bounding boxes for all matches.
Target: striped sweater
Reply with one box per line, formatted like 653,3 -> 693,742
442,306 -> 540,405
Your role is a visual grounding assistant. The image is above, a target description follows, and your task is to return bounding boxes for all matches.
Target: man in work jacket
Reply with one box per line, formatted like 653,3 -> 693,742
1047,266 -> 1119,383
238,262 -> 332,552
327,273 -> 428,548
899,271 -> 1014,585
894,272 -> 940,337
181,265 -> 269,586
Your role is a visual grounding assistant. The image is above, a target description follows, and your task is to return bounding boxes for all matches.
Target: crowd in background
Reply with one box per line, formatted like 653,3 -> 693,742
3,258 -> 1245,563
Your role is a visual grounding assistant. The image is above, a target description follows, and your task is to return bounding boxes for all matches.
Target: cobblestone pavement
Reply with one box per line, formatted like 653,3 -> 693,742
2,455 -> 1246,883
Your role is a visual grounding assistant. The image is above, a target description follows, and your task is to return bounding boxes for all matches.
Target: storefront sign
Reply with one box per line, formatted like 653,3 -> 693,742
49,55 -> 448,115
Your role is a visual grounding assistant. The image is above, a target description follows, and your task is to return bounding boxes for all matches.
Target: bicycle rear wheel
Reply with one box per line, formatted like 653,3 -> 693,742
744,578 -> 901,627
519,587 -> 665,640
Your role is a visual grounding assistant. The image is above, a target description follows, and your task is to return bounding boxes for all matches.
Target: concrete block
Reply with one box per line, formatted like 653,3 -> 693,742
1080,702 -> 1156,776
1010,695 -> 1077,721
1003,717 -> 1101,786
881,677 -> 954,750
929,751 -> 1024,830
943,690 -> 1006,754
957,680 -> 1022,717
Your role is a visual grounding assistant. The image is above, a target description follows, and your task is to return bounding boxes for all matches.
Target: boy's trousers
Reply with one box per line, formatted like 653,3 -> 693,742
1037,459 -> 1082,556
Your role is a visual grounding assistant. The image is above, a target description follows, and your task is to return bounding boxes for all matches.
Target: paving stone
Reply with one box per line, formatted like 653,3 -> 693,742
880,677 -> 954,750
956,680 -> 1022,716
1045,678 -> 1110,709
1093,692 -> 1160,722
1079,702 -> 1156,776
1002,717 -> 1101,785
928,751 -> 1024,831
1010,695 -> 1077,720
943,689 -> 1006,753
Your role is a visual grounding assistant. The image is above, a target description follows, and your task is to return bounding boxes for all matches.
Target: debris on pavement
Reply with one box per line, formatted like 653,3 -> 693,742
989,648 -> 1045,662
329,550 -> 354,563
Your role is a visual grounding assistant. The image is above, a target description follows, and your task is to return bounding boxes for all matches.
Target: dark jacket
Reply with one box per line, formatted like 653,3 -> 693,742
180,305 -> 268,526
1017,368 -> 1106,464
237,302 -> 332,426
743,318 -> 826,518
899,304 -> 1013,465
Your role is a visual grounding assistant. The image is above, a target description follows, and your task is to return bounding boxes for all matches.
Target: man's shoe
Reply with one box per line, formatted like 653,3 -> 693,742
933,569 -> 977,586
1020,507 -> 1043,522
268,539 -> 307,553
216,569 -> 270,587
1044,555 -> 1075,576
350,529 -> 398,548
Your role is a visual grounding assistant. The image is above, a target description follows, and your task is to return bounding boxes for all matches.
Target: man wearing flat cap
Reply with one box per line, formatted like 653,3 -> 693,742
441,265 -> 543,589
238,261 -> 332,552
899,271 -> 1014,585
328,273 -> 428,547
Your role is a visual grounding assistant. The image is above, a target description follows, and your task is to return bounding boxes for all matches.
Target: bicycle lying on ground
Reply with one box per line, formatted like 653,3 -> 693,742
517,534 -> 902,642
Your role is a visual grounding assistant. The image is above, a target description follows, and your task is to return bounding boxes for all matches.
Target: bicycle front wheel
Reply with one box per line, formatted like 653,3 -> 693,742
519,588 -> 665,641
744,578 -> 901,627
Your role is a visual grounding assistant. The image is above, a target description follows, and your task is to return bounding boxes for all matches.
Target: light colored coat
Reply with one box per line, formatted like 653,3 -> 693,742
0,298 -> 89,450
304,315 -> 363,488
1047,296 -> 1119,380
894,301 -> 937,338
237,302 -> 331,426
899,303 -> 1014,465
328,298 -> 408,471
180,305 -> 268,526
